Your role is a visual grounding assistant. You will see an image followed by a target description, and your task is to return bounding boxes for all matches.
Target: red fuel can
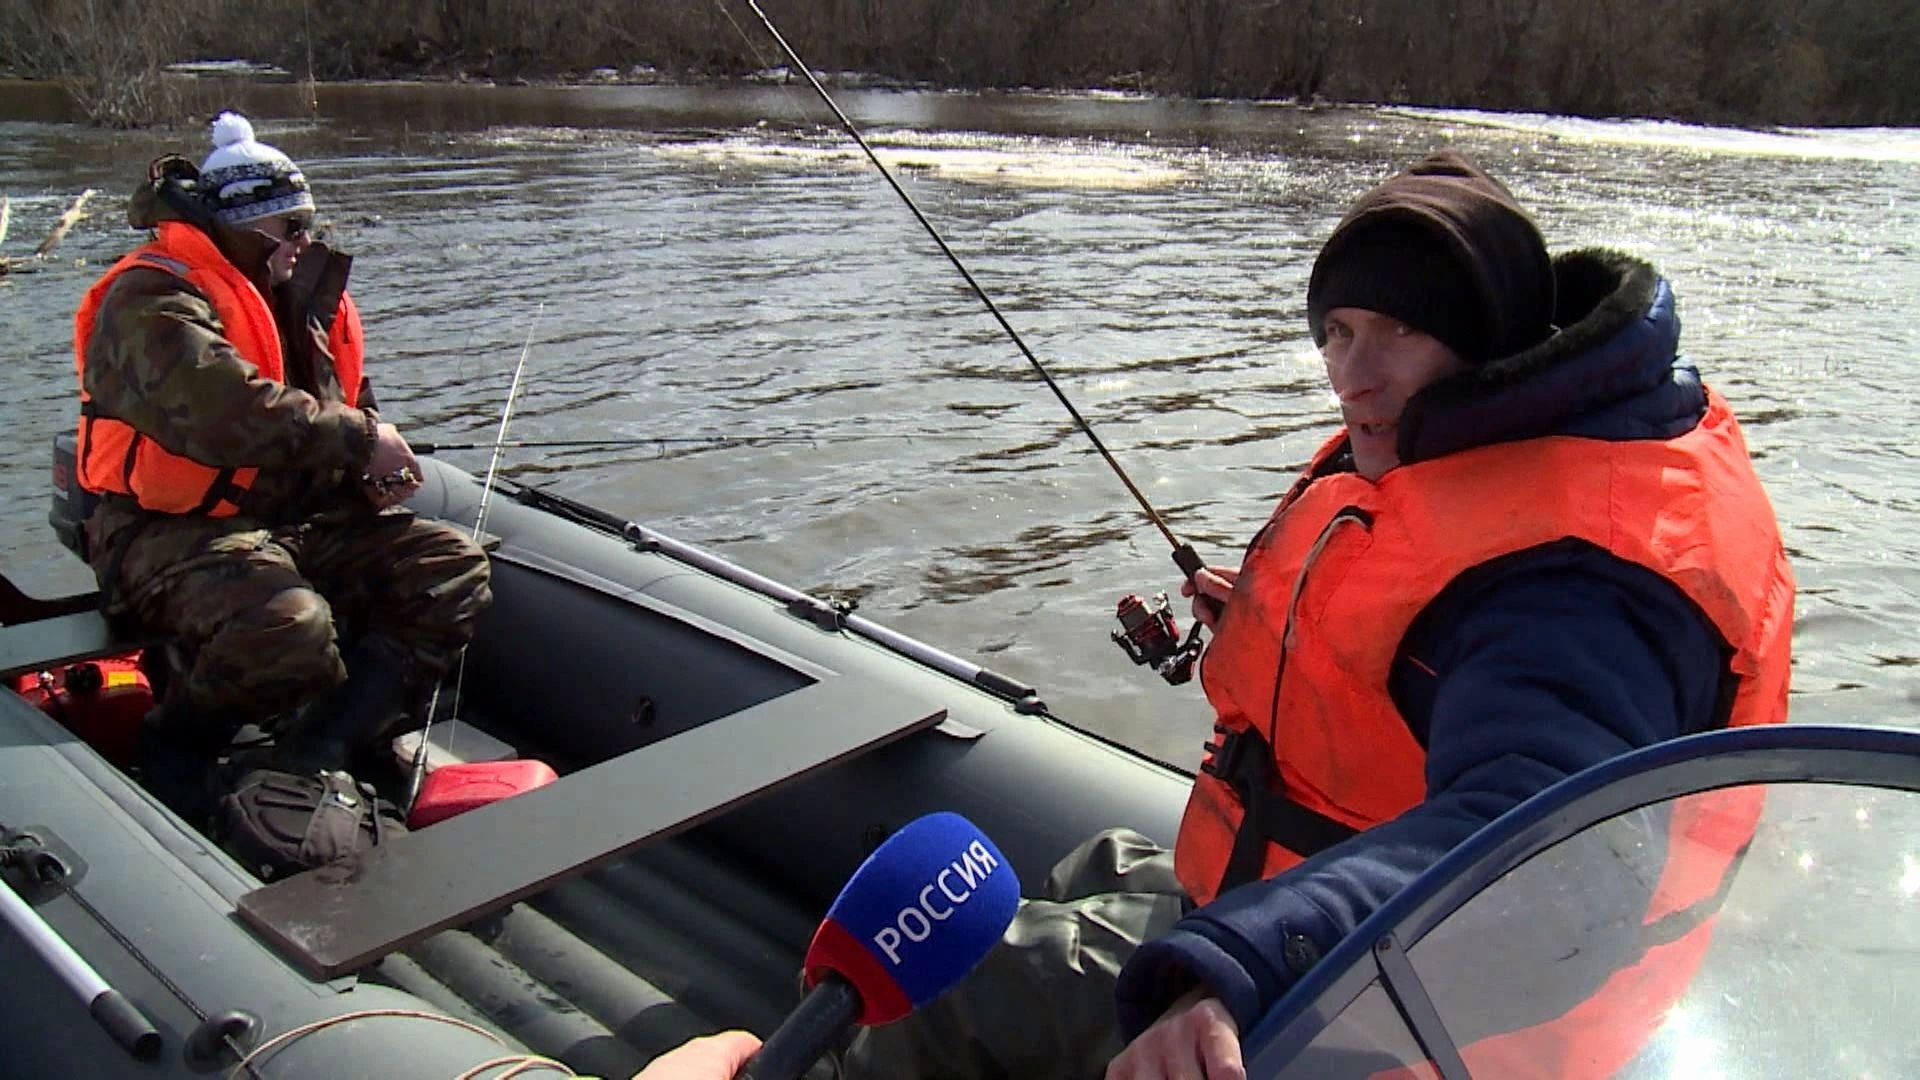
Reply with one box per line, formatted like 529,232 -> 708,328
12,652 -> 152,768
408,758 -> 559,829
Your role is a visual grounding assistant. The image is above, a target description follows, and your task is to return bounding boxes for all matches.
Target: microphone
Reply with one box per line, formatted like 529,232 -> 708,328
736,812 -> 1021,1080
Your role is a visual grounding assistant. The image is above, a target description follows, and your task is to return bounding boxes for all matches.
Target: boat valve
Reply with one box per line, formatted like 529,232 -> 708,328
1111,592 -> 1203,685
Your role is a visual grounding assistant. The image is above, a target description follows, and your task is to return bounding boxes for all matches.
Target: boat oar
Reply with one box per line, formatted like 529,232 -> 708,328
0,870 -> 161,1060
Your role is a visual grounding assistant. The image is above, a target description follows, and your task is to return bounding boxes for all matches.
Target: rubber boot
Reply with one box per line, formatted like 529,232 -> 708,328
271,637 -> 415,778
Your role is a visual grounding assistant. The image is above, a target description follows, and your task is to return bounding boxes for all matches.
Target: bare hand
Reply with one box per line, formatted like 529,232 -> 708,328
1106,990 -> 1243,1080
362,421 -> 422,509
1180,566 -> 1238,631
631,1030 -> 762,1079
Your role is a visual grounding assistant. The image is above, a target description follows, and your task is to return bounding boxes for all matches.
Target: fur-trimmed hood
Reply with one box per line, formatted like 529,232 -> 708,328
1394,248 -> 1707,464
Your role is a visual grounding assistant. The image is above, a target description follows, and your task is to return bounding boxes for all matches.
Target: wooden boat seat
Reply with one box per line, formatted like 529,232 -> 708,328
238,676 -> 946,978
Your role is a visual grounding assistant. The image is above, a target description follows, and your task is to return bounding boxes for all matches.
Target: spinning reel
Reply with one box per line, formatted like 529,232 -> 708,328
1111,591 -> 1205,686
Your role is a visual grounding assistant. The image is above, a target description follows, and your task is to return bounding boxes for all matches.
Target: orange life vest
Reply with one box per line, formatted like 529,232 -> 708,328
71,221 -> 364,517
1176,391 -> 1794,1077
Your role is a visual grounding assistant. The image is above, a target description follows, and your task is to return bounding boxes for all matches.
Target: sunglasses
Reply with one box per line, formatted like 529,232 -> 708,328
259,215 -> 314,246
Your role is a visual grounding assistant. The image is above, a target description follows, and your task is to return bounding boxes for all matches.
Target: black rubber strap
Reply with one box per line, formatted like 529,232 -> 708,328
119,431 -> 141,491
190,468 -> 243,515
1214,727 -> 1360,896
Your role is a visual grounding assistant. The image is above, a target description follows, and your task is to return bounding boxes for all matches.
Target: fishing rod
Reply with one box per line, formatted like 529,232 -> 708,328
736,0 -> 1209,684
404,305 -> 543,813
411,432 -> 1016,453
471,304 -> 542,542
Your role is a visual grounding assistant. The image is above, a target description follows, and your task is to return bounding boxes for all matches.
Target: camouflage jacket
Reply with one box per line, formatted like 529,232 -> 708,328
82,183 -> 381,548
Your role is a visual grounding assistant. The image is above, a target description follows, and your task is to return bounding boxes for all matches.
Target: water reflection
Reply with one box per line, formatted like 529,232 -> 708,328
1254,773 -> 1920,1079
2,83 -> 1917,759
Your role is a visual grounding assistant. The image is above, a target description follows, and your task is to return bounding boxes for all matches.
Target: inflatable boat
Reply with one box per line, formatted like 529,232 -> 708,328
3,456 -> 1915,1078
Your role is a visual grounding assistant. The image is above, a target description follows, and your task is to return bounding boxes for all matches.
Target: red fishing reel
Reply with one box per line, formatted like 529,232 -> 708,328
1111,592 -> 1204,685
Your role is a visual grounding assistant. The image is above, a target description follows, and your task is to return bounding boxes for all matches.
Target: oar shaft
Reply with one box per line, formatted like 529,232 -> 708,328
0,874 -> 161,1059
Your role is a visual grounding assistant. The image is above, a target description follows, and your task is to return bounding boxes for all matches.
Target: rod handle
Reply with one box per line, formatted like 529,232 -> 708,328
1172,543 -> 1224,620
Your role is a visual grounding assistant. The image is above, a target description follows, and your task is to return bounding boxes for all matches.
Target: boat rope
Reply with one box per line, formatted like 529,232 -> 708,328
225,1007 -> 576,1078
727,0 -> 1213,584
452,1053 -> 581,1079
408,305 -> 542,814
2,825 -> 263,1076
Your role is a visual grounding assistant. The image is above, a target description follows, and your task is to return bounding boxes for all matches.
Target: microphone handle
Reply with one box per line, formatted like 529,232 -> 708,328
736,973 -> 863,1080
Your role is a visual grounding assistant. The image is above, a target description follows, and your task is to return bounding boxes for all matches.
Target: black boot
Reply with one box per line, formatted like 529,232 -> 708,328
272,637 -> 415,778
135,702 -> 234,829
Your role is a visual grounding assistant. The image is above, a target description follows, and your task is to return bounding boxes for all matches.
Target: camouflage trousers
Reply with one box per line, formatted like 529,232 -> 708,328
838,828 -> 1187,1080
89,501 -> 492,727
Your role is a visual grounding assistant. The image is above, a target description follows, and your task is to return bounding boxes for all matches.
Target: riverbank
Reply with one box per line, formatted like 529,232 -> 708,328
5,0 -> 1915,130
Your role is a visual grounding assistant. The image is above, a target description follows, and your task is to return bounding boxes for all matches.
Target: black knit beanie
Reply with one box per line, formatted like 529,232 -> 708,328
1307,150 -> 1555,365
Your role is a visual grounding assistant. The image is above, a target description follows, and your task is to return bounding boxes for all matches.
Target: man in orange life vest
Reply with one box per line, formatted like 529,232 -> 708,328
72,113 -> 492,816
1104,152 -> 1794,1077
840,150 -> 1793,1080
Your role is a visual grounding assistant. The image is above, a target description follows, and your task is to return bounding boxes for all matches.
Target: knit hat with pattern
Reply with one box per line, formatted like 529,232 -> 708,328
197,112 -> 315,226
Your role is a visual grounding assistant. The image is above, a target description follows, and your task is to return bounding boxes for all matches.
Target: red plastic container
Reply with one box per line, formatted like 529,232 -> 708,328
12,652 -> 152,768
408,758 -> 558,829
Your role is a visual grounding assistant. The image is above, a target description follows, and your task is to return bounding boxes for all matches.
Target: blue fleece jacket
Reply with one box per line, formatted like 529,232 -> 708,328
1114,251 -> 1735,1039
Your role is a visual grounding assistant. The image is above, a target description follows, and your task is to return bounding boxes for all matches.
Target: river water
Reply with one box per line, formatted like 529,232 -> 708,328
2,80 -> 1918,768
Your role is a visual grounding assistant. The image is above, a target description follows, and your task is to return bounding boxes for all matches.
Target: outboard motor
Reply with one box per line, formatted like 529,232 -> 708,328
50,430 -> 97,559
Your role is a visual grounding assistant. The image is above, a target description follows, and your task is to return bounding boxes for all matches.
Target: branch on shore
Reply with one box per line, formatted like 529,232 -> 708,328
34,189 -> 96,258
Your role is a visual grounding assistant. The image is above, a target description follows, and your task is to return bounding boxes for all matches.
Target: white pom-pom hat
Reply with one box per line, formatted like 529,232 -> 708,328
197,111 -> 316,226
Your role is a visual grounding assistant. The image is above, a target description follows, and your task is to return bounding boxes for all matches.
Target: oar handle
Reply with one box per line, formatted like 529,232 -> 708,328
0,872 -> 161,1060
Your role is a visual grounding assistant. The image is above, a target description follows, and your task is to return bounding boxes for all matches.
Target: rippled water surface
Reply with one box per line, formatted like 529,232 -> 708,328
3,81 -> 1917,764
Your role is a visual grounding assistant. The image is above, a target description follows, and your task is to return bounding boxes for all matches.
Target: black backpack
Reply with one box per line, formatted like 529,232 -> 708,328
215,769 -> 406,882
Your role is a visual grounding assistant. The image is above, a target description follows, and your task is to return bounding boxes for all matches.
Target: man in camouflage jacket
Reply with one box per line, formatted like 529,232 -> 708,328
74,114 -> 491,809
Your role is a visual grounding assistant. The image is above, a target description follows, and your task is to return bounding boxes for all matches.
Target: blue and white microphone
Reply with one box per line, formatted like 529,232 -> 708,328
736,812 -> 1021,1080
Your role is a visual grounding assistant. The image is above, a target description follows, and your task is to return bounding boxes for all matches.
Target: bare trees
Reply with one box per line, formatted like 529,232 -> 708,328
4,0 -> 1915,127
2,0 -> 205,126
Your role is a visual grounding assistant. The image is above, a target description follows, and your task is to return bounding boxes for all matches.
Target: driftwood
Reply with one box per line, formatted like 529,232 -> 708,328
34,189 -> 97,258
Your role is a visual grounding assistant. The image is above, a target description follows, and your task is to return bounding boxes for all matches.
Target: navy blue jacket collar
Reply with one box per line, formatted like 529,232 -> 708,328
1395,249 -> 1707,464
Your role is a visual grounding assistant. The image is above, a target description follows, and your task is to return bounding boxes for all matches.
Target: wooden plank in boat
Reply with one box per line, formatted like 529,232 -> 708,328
236,678 -> 946,978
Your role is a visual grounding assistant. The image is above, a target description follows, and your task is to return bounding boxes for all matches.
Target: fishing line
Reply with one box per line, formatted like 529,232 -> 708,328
730,0 -> 1211,586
